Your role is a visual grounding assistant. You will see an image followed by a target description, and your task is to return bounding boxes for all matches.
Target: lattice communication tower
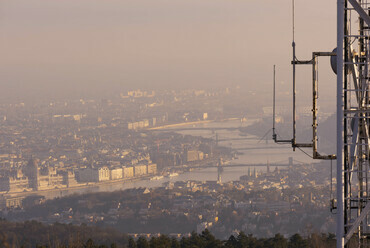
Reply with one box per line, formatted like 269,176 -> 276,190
272,1 -> 370,247
337,0 -> 370,247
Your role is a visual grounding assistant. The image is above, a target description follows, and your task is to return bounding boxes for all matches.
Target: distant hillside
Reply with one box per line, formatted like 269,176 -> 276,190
241,114 -> 336,155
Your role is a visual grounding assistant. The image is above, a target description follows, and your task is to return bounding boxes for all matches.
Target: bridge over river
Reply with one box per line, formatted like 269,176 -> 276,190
147,127 -> 240,132
186,156 -> 305,169
190,163 -> 291,169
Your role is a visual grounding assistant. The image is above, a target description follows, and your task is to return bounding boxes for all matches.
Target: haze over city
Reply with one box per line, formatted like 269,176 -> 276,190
0,1 -> 353,247
1,1 -> 336,107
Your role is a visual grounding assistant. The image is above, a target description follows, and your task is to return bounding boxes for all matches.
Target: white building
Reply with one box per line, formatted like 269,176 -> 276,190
110,167 -> 123,180
79,167 -> 110,182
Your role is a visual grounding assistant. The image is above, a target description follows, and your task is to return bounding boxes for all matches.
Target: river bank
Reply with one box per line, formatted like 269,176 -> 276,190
1,155 -> 228,200
1,118 -> 313,201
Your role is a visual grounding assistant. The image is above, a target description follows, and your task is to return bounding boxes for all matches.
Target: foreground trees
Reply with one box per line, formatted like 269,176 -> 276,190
0,217 -> 336,248
113,230 -> 335,248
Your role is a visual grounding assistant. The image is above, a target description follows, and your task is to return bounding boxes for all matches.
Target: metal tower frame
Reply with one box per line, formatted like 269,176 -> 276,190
338,0 -> 370,247
272,0 -> 370,246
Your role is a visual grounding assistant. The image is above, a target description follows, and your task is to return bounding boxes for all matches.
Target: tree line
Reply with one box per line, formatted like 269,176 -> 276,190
0,217 -> 338,248
124,230 -> 335,248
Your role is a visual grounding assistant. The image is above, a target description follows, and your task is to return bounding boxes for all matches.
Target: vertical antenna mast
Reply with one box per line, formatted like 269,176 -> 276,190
272,65 -> 292,144
273,0 -> 335,156
336,0 -> 344,246
273,0 -> 313,148
292,0 -> 296,150
273,65 -> 276,141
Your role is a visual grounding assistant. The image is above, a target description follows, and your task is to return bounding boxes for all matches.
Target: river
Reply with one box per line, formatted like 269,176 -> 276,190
22,118 -> 315,199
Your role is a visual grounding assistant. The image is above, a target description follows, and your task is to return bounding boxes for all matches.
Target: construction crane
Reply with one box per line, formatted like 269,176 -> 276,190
272,1 -> 370,247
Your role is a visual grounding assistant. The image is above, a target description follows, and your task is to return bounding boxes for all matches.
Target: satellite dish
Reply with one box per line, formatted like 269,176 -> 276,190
330,48 -> 337,74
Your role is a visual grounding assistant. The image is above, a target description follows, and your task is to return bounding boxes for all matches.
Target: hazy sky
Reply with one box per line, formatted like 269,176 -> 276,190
0,0 -> 336,104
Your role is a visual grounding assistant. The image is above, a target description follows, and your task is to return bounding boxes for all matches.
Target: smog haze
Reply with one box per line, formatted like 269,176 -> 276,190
1,0 -> 336,107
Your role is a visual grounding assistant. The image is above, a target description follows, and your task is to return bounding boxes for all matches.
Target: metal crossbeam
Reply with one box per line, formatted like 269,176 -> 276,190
344,203 -> 370,244
348,0 -> 370,26
338,1 -> 370,247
